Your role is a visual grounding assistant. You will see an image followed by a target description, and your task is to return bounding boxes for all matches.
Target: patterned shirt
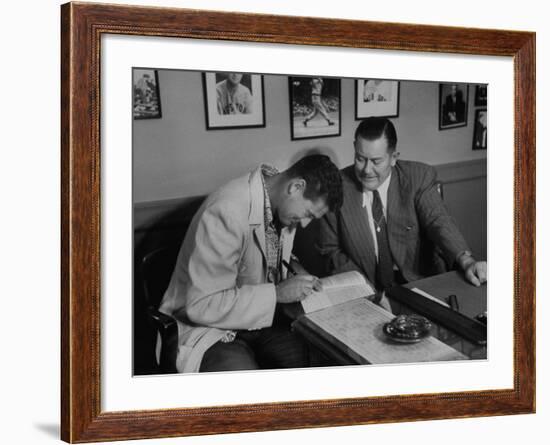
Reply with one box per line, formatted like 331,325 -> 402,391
260,164 -> 283,284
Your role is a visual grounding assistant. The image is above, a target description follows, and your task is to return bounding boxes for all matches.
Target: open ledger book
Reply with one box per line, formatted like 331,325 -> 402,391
295,271 -> 467,365
300,271 -> 375,313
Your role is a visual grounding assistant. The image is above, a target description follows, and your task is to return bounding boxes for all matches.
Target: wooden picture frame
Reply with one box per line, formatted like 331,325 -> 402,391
61,2 -> 535,442
355,79 -> 400,119
202,71 -> 266,129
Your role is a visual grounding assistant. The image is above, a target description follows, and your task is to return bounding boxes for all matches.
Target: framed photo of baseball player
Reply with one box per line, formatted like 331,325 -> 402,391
133,69 -> 162,119
203,72 -> 265,129
355,79 -> 400,119
289,76 -> 341,140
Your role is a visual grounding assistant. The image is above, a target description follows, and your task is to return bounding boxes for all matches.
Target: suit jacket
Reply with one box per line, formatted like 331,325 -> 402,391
159,167 -> 296,373
319,161 -> 469,285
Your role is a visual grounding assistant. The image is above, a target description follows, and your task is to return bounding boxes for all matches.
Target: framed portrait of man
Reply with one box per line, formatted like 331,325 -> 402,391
203,71 -> 265,129
439,83 -> 469,129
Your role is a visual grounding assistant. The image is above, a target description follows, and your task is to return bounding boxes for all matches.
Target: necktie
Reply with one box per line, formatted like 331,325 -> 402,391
372,189 -> 394,291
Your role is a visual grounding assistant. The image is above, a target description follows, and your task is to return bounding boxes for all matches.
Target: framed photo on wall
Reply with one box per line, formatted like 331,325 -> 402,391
133,69 -> 162,119
439,83 -> 469,129
202,72 -> 265,129
473,109 -> 488,150
475,84 -> 488,106
289,76 -> 341,140
355,79 -> 400,118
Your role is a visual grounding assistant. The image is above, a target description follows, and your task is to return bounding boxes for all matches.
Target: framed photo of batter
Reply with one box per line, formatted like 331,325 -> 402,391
355,79 -> 400,118
289,76 -> 341,140
203,72 -> 265,129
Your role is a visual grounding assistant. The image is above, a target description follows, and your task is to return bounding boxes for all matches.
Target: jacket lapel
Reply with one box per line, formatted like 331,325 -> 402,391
248,168 -> 267,265
386,164 -> 409,267
341,169 -> 377,283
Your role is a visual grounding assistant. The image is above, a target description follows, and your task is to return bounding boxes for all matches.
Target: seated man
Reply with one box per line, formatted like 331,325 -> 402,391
319,117 -> 486,300
159,154 -> 343,373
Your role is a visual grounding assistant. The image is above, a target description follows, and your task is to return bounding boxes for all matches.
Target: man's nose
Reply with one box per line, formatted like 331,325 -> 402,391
363,160 -> 374,175
300,217 -> 313,228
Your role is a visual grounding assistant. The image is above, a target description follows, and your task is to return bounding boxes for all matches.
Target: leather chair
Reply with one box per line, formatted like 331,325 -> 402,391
140,245 -> 181,373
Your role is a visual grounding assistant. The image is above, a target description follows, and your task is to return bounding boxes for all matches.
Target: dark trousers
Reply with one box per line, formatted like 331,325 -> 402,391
199,323 -> 309,372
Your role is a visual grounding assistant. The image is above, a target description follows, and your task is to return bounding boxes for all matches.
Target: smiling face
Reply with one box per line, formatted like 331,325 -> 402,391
353,135 -> 398,191
226,73 -> 243,86
276,180 -> 329,229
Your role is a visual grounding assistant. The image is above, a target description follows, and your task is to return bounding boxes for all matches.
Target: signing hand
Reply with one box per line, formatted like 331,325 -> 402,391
275,274 -> 323,304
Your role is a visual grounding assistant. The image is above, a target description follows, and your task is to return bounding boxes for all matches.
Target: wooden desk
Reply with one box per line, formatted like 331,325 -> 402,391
404,271 -> 486,320
292,271 -> 486,366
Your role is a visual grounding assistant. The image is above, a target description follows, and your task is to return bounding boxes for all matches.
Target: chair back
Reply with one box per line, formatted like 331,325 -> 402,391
141,245 -> 180,310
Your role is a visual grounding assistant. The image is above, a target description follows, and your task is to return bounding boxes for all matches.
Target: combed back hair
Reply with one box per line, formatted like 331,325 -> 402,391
354,117 -> 398,152
285,154 -> 343,212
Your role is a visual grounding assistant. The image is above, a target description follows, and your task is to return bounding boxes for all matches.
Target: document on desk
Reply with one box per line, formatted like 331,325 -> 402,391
301,271 -> 375,314
302,298 -> 466,364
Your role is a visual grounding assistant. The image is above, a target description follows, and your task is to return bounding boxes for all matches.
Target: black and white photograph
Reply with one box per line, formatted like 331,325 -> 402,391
473,109 -> 488,150
203,71 -> 265,129
355,79 -> 400,118
475,84 -> 488,106
133,68 -> 488,377
439,83 -> 469,129
133,68 -> 162,119
289,76 -> 341,140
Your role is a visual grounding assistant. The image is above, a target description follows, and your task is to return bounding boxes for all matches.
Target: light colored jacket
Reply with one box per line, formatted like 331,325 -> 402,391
159,167 -> 295,372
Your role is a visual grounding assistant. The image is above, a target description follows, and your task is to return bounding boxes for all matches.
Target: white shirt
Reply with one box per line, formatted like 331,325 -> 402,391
361,173 -> 392,260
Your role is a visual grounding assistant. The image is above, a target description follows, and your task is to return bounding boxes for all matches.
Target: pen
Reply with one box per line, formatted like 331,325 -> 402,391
281,259 -> 297,276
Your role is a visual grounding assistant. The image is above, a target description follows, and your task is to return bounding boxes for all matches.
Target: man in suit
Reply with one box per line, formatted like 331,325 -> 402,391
319,117 -> 486,298
159,155 -> 343,373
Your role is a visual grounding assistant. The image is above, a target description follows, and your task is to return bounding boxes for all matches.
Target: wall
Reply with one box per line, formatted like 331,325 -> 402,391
133,71 -> 487,203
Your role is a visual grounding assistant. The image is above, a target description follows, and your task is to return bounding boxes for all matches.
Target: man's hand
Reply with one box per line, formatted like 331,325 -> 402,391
276,275 -> 323,304
464,261 -> 487,287
458,253 -> 487,287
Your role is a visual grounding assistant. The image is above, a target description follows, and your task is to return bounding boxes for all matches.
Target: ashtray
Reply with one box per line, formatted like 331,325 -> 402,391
383,314 -> 432,343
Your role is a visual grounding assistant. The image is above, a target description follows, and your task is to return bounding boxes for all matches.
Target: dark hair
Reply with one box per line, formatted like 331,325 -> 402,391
354,117 -> 398,151
285,154 -> 343,212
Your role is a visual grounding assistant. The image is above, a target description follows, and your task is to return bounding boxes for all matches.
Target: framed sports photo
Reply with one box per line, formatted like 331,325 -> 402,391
61,2 -> 535,443
289,76 -> 341,140
202,72 -> 265,129
133,69 -> 162,119
355,79 -> 400,118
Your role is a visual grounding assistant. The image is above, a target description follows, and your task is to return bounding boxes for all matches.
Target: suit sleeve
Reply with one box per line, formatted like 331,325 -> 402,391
318,211 -> 363,275
414,166 -> 470,268
181,204 -> 276,330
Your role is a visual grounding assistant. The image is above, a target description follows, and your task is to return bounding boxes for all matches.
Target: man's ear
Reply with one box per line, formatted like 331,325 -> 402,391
288,178 -> 306,195
390,151 -> 400,167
